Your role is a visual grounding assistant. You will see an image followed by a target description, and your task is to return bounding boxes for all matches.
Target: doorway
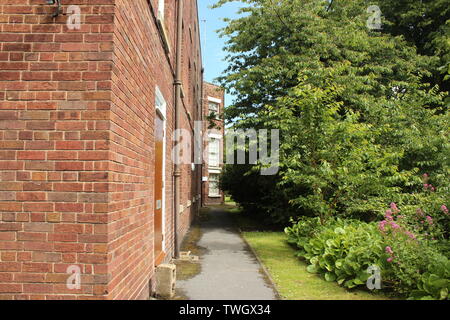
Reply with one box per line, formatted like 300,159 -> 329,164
154,88 -> 166,266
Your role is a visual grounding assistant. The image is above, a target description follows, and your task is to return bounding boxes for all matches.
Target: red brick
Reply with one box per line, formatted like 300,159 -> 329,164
0,284 -> 22,293
55,141 -> 84,150
0,202 -> 22,212
17,151 -> 45,160
47,151 -> 77,160
22,263 -> 52,273
0,72 -> 21,81
79,172 -> 108,182
23,203 -> 53,212
54,203 -> 83,213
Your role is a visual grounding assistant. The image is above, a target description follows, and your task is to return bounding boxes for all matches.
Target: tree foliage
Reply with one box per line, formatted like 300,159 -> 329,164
378,0 -> 450,89
217,0 -> 449,225
214,0 -> 446,122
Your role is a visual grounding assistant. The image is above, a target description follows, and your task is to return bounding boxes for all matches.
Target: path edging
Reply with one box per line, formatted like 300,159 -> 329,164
238,228 -> 283,300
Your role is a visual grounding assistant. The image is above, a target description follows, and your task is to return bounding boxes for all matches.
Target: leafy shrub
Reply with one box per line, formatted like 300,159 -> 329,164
285,218 -> 386,289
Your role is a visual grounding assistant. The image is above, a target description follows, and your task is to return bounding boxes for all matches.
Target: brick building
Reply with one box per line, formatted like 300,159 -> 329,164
201,82 -> 225,206
0,0 -> 205,299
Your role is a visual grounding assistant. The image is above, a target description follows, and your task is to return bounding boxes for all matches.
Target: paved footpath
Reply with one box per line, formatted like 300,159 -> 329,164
176,207 -> 277,300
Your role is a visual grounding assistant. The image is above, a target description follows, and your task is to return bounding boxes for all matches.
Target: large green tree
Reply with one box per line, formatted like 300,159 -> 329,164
217,0 -> 448,224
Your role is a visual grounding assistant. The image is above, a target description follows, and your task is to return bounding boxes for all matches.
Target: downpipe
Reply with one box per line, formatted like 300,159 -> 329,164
173,0 -> 183,259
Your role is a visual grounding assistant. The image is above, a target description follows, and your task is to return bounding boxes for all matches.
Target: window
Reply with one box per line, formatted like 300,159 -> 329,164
156,0 -> 170,53
209,101 -> 219,113
208,102 -> 220,118
209,173 -> 220,197
208,97 -> 221,119
155,86 -> 166,117
158,0 -> 165,20
208,137 -> 220,167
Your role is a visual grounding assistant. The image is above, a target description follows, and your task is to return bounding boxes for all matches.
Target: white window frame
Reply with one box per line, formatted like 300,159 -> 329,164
157,0 -> 165,21
208,173 -> 221,197
208,97 -> 222,104
208,135 -> 221,168
156,0 -> 170,53
208,101 -> 219,113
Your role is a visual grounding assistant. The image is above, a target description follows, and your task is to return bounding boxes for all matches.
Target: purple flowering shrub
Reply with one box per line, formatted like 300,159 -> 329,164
378,201 -> 449,299
379,202 -> 447,245
286,181 -> 450,300
380,173 -> 449,253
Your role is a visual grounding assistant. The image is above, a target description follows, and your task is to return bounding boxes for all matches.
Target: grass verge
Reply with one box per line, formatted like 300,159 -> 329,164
242,231 -> 391,300
225,202 -> 391,300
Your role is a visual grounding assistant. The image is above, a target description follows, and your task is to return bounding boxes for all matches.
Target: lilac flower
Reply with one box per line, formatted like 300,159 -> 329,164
379,220 -> 387,232
423,184 -> 429,190
385,209 -> 393,221
385,246 -> 394,255
387,257 -> 394,263
390,202 -> 399,213
426,216 -> 433,225
390,222 -> 400,230
441,205 -> 449,214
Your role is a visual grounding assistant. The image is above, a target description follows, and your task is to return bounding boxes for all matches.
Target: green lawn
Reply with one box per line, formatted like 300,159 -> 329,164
242,231 -> 391,300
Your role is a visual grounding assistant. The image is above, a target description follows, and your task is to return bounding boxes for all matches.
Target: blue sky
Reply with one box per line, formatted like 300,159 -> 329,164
198,0 -> 244,107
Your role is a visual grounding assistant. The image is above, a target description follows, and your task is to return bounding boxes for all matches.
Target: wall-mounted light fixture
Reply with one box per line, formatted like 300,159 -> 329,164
46,0 -> 61,18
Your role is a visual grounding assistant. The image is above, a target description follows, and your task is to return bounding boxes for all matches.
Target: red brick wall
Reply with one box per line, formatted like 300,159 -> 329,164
0,0 -> 114,300
110,0 -> 202,299
202,82 -> 225,206
0,0 -> 202,300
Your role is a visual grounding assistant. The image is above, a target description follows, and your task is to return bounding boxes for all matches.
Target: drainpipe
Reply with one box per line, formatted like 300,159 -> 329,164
173,0 -> 183,259
200,68 -> 205,208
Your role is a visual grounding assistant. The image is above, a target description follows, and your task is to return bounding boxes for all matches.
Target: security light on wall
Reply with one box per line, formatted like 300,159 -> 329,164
46,0 -> 61,17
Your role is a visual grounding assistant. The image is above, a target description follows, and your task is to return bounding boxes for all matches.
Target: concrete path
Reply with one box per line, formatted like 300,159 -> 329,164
176,207 -> 277,300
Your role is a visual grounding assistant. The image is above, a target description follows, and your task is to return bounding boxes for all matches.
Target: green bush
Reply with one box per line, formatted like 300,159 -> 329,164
286,218 -> 386,289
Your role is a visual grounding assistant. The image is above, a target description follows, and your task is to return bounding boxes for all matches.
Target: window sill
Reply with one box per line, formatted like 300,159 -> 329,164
157,17 -> 170,54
